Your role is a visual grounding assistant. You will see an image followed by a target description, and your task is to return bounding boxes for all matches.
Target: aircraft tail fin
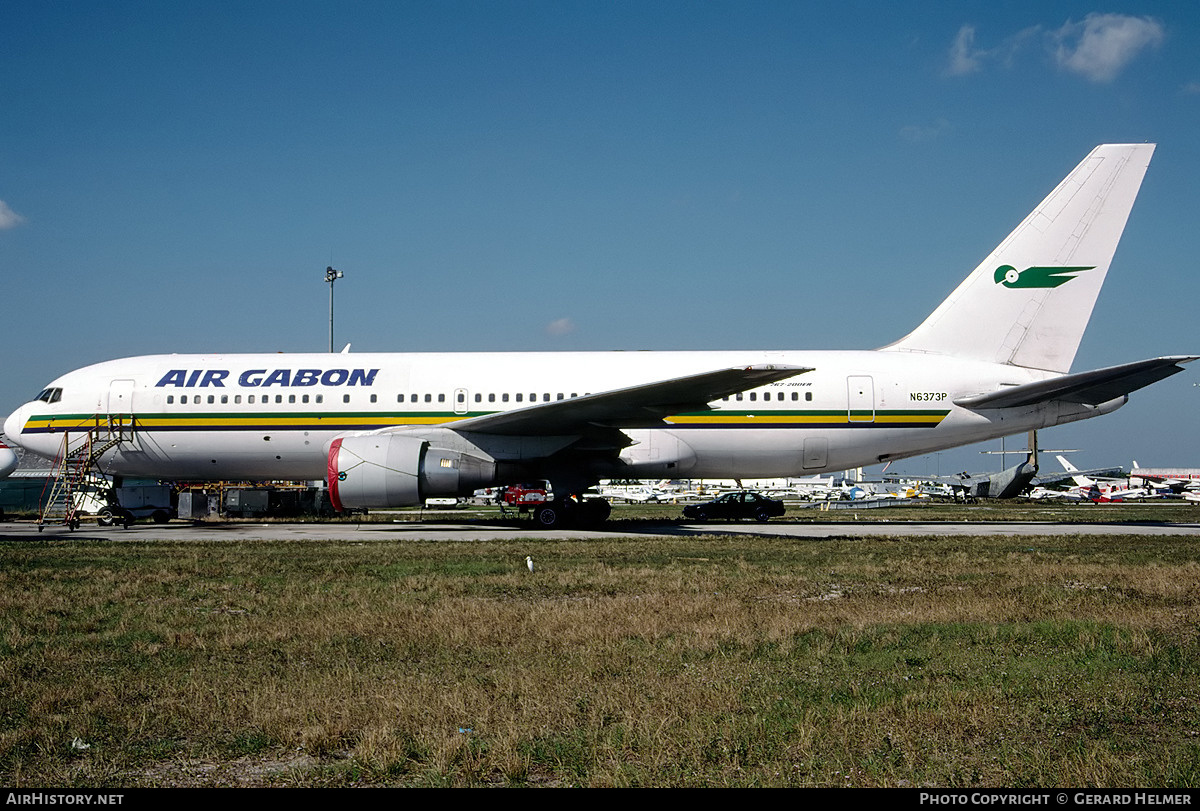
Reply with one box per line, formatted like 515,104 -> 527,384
1057,455 -> 1080,474
884,144 -> 1155,373
1057,454 -> 1096,487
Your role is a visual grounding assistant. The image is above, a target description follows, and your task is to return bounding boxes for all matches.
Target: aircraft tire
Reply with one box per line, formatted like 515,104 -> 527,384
585,498 -> 611,524
534,503 -> 566,529
536,497 -> 599,529
569,498 -> 611,527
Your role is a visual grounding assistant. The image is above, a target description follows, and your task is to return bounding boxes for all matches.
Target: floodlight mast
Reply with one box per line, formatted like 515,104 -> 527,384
325,266 -> 343,352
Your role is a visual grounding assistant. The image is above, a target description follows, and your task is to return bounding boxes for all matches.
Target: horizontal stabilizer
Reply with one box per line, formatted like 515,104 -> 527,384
445,364 -> 813,436
954,356 -> 1197,409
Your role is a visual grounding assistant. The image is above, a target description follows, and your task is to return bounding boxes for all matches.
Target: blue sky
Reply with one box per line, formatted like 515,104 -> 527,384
3,2 -> 1199,477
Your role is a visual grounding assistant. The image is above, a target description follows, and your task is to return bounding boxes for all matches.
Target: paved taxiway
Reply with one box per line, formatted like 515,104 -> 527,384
4,518 -> 1200,542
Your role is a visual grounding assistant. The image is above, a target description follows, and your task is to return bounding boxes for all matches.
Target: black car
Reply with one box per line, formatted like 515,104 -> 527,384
682,491 -> 785,522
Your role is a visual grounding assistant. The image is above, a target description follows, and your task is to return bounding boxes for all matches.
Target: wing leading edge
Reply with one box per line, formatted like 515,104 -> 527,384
441,364 -> 813,436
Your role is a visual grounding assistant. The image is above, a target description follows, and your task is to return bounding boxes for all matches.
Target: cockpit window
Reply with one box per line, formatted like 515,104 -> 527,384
34,388 -> 63,404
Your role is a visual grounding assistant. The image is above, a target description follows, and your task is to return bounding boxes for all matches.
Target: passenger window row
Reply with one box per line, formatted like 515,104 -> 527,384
161,392 -> 586,406
160,389 -> 813,407
723,391 -> 813,402
166,394 -> 326,405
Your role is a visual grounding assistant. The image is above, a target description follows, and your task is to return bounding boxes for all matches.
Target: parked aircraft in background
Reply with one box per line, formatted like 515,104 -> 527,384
1025,485 -> 1081,501
947,462 -> 1039,500
599,482 -> 671,503
917,429 -> 1042,500
1129,462 -> 1200,496
0,443 -> 17,479
3,144 -> 1195,527
1054,455 -> 1151,501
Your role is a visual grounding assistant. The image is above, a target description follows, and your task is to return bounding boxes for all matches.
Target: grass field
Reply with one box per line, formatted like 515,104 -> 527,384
3,507 -> 1200,787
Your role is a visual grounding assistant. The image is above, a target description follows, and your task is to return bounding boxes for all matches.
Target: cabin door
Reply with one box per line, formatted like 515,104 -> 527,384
107,379 -> 135,415
106,378 -> 139,449
847,376 -> 875,423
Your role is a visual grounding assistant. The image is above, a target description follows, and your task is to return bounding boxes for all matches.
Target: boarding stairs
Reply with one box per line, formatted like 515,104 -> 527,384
38,415 -> 135,530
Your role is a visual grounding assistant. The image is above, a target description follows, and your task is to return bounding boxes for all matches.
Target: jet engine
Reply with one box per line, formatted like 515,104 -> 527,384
328,432 -> 496,511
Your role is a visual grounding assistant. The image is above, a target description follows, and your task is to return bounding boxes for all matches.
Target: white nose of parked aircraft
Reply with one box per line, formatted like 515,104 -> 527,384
3,405 -> 27,451
0,441 -> 18,479
4,400 -> 65,466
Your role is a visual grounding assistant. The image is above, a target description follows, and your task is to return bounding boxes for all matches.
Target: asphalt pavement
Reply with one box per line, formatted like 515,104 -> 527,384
4,517 -> 1200,542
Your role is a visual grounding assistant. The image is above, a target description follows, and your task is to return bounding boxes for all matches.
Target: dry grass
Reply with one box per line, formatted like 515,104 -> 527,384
2,531 -> 1199,786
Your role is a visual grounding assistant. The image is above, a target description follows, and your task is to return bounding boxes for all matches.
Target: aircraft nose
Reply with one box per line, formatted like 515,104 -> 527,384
3,404 -> 28,445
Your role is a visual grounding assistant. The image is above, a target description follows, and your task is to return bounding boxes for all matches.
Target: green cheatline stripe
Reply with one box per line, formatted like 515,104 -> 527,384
23,411 -> 459,432
24,408 -> 951,433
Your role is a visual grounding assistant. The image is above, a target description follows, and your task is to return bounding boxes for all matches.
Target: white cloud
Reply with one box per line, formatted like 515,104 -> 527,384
900,118 -> 952,143
947,25 -> 981,76
545,317 -> 575,337
945,23 -> 1039,77
0,200 -> 25,230
946,14 -> 1162,83
1052,14 -> 1164,82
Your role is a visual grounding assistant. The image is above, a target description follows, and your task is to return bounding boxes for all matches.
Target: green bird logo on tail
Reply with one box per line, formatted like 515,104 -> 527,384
994,265 -> 1095,288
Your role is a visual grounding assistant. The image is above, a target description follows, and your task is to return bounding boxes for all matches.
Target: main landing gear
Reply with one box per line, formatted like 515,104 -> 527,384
532,495 -> 611,529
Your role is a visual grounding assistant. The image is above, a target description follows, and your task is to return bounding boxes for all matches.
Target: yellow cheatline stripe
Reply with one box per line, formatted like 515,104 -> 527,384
874,413 -> 949,424
24,415 -> 458,431
666,412 -> 947,426
130,416 -> 451,428
27,409 -> 948,431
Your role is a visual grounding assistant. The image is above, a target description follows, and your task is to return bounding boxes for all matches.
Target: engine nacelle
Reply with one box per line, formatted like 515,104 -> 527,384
328,433 -> 497,511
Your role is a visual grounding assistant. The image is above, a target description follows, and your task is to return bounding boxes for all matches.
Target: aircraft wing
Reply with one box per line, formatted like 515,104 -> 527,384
442,364 -> 813,436
954,356 -> 1197,410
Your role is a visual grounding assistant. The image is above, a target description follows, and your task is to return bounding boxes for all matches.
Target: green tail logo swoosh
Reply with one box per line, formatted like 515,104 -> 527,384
994,265 -> 1095,289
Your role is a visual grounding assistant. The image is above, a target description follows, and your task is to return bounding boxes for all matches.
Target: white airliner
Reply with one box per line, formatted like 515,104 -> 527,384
1129,462 -> 1200,495
0,442 -> 17,479
3,144 -> 1194,526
